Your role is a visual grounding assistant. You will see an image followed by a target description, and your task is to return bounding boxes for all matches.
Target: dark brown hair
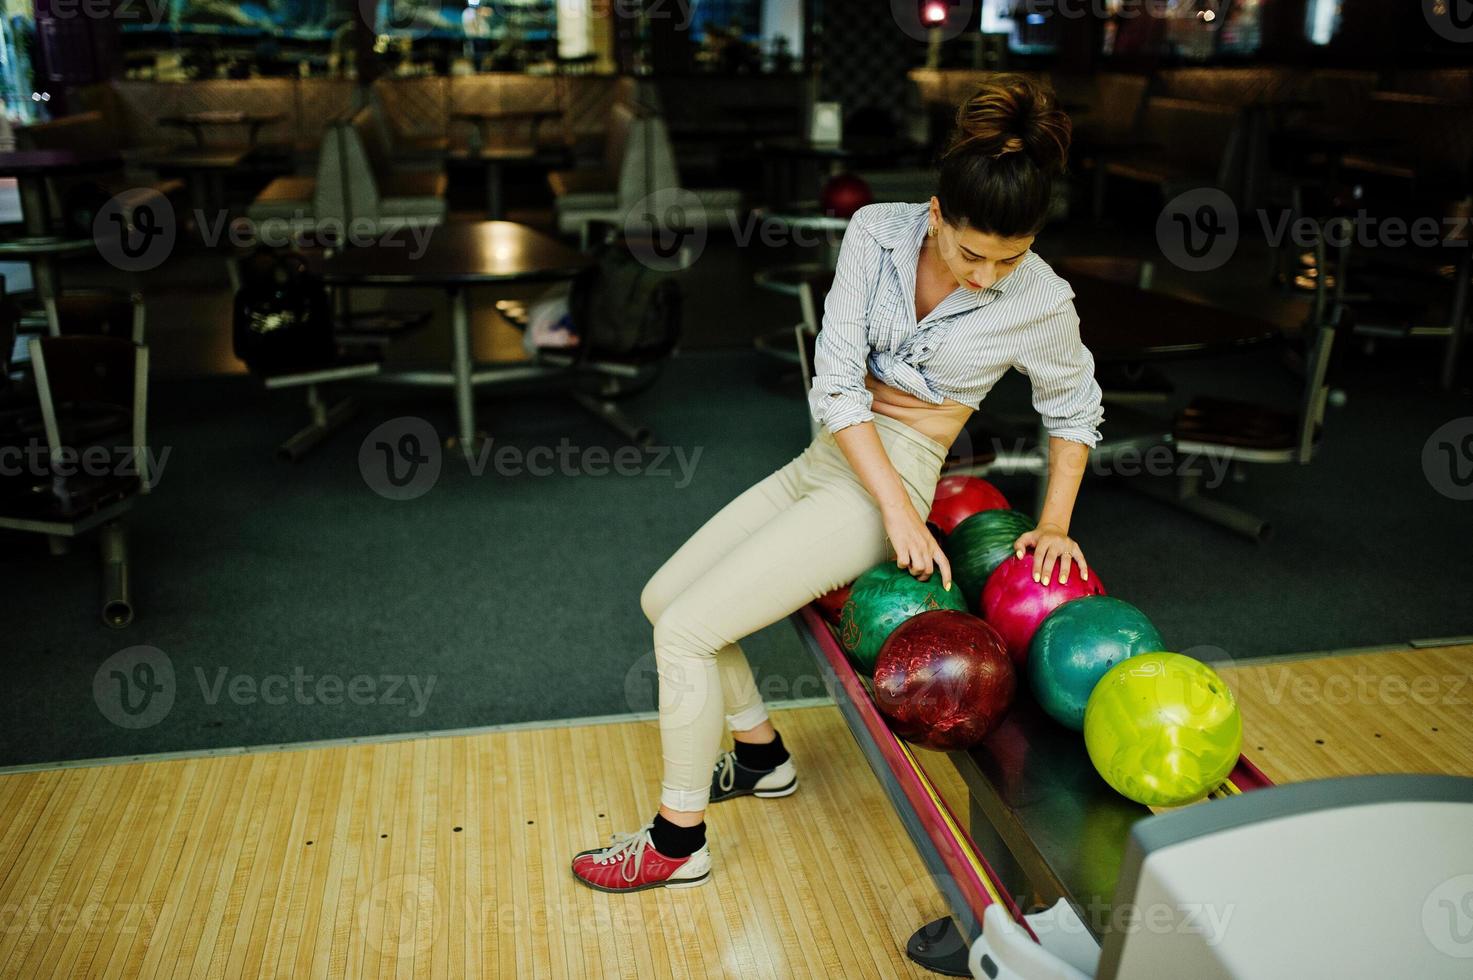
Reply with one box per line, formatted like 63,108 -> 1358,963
936,74 -> 1073,238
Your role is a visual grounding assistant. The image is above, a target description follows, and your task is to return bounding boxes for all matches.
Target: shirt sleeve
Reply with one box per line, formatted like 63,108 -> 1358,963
1014,293 -> 1105,448
808,208 -> 880,434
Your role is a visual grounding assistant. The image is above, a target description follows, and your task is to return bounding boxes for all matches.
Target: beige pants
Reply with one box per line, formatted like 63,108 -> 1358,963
639,415 -> 950,812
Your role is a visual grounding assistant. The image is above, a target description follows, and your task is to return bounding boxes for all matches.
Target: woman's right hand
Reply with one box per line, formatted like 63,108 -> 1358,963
883,502 -> 953,591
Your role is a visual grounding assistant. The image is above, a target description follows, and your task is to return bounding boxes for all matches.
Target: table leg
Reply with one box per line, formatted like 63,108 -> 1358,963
33,256 -> 61,336
486,161 -> 504,221
450,286 -> 479,461
1442,249 -> 1470,390
17,174 -> 50,236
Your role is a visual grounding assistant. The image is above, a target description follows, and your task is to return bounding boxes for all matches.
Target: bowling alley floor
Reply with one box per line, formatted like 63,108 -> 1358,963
0,704 -> 955,980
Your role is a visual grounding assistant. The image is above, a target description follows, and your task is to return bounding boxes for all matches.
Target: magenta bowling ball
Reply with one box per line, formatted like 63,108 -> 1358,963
981,554 -> 1106,667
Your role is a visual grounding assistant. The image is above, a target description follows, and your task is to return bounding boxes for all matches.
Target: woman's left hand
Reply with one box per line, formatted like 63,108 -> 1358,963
1013,523 -> 1088,587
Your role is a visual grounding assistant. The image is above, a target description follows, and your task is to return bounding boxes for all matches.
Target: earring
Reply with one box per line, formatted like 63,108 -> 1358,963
928,224 -> 937,237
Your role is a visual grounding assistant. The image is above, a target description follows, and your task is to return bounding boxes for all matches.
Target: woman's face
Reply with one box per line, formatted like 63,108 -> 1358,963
928,197 -> 1035,292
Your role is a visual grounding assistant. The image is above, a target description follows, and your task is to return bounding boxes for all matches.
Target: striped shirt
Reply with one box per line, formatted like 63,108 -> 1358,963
809,202 -> 1105,447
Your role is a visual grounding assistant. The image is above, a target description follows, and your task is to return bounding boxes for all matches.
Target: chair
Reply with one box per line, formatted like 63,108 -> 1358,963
548,103 -> 741,250
1090,97 -> 1248,222
491,239 -> 681,447
1143,225 -> 1346,541
247,110 -> 448,239
14,111 -> 186,230
0,332 -> 150,627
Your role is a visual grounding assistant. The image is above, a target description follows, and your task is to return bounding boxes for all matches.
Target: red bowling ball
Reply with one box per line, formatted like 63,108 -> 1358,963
927,476 -> 1010,536
872,610 -> 1016,751
816,584 -> 852,625
819,173 -> 874,219
982,554 -> 1106,666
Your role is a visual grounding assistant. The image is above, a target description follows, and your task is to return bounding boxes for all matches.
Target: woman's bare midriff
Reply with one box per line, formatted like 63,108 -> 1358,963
865,373 -> 972,450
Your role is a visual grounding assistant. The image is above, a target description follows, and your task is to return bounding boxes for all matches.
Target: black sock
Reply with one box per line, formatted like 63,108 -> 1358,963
733,730 -> 789,771
650,813 -> 706,858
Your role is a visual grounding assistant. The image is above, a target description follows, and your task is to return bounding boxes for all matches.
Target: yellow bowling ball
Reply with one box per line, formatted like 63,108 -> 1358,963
1083,652 -> 1242,807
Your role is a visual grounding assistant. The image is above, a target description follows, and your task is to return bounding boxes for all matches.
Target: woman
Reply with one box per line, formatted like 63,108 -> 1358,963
571,75 -> 1104,893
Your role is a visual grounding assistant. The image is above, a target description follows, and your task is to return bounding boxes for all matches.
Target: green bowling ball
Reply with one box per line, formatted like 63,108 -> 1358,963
943,508 -> 1036,612
1029,596 -> 1164,731
839,562 -> 967,674
1084,652 -> 1242,807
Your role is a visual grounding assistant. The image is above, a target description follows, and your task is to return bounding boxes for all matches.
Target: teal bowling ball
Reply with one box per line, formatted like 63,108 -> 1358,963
1028,596 -> 1164,730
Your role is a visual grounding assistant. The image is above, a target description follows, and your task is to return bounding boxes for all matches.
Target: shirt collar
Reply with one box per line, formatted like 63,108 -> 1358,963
877,203 -> 1019,312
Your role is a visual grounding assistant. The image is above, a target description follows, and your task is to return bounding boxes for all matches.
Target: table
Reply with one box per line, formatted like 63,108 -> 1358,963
158,111 -> 285,148
145,149 -> 249,216
756,135 -> 924,209
317,221 -> 590,459
451,110 -> 564,219
0,151 -> 126,336
0,149 -> 123,236
1068,273 -> 1285,363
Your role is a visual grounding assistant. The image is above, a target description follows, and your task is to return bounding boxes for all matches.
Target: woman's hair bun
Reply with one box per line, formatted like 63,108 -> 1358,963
944,73 -> 1071,176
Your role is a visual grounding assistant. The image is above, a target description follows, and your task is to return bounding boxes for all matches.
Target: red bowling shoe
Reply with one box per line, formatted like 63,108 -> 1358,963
570,823 -> 711,893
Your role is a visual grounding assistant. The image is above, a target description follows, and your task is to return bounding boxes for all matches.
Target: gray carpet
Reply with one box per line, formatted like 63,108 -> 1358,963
5,207 -> 1473,768
4,339 -> 1472,768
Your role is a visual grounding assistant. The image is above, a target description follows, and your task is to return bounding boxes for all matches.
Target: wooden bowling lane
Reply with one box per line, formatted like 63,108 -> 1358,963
0,705 -> 954,980
1218,643 -> 1473,784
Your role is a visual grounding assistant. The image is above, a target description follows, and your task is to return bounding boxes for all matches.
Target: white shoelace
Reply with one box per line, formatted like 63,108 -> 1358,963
591,823 -> 655,883
714,751 -> 738,793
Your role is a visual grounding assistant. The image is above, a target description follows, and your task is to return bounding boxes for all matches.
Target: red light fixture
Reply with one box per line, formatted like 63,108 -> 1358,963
921,1 -> 949,27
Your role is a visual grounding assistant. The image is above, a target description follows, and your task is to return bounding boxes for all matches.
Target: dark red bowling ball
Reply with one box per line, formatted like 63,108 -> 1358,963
816,584 -> 852,625
927,476 -> 1010,536
820,173 -> 874,219
982,554 -> 1106,667
872,610 -> 1016,751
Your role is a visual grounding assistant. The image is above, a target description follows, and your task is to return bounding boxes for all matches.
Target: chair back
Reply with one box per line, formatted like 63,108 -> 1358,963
615,108 -> 681,210
28,335 -> 151,490
1294,218 -> 1349,464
